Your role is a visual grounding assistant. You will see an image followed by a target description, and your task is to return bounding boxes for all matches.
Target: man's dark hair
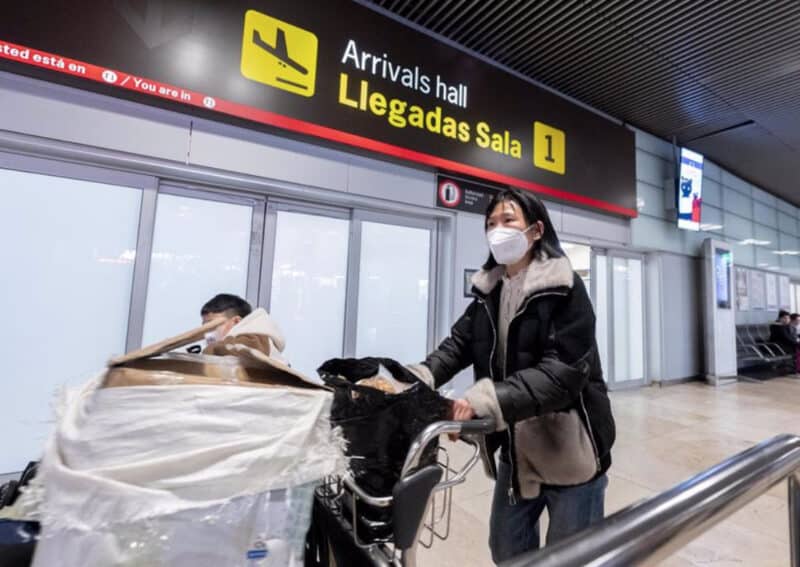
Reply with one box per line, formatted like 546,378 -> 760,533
482,188 -> 565,270
778,309 -> 791,320
201,294 -> 252,319
791,313 -> 800,322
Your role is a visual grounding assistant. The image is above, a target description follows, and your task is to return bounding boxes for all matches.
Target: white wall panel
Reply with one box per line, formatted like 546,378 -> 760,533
703,178 -> 723,207
0,72 -> 190,162
636,149 -> 669,187
188,123 -> 349,193
347,155 -> 434,206
753,202 -> 778,227
562,205 -> 630,245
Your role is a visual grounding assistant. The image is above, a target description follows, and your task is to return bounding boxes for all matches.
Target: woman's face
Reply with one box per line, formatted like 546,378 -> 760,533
486,199 -> 544,246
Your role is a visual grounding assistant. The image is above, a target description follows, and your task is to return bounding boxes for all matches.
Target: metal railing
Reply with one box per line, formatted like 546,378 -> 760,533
503,434 -> 800,567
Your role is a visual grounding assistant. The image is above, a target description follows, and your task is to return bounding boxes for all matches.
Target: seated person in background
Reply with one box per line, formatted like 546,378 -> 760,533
769,310 -> 800,374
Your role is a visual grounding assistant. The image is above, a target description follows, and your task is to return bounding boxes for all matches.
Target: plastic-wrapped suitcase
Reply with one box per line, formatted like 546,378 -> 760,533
31,311 -> 345,567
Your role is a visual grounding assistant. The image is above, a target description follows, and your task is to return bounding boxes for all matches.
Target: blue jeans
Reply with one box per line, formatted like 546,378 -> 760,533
488,459 -> 608,564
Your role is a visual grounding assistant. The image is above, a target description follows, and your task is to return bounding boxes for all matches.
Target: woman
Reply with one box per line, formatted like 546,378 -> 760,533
410,189 -> 615,563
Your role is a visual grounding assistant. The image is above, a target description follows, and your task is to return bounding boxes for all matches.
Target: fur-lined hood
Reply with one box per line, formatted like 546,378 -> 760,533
471,255 -> 575,298
211,307 -> 289,365
227,307 -> 286,353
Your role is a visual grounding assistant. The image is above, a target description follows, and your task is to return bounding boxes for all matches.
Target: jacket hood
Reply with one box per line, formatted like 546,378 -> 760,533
227,308 -> 286,353
471,255 -> 574,298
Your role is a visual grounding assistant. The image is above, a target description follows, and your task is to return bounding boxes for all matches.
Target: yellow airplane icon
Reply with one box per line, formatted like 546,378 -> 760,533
240,10 -> 318,97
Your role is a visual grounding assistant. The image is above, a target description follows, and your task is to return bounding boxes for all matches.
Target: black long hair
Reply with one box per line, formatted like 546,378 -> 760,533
482,188 -> 565,270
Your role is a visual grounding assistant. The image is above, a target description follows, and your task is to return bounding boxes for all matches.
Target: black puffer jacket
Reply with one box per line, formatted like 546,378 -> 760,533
422,256 -> 615,500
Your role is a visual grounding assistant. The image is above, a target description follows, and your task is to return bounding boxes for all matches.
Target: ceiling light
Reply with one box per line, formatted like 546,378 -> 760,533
739,239 -> 772,246
773,250 -> 800,256
699,223 -> 723,231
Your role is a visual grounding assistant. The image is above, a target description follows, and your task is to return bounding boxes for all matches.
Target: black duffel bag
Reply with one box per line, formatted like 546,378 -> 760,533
318,358 -> 451,542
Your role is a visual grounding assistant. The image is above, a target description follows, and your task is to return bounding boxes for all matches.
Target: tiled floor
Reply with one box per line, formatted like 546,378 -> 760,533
418,376 -> 800,566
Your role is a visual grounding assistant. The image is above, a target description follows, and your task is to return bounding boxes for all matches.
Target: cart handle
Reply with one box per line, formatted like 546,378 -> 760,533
340,473 -> 394,508
341,418 -> 494,509
401,418 -> 495,480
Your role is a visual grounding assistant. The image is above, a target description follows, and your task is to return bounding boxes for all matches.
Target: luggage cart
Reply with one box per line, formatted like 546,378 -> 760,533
311,418 -> 495,567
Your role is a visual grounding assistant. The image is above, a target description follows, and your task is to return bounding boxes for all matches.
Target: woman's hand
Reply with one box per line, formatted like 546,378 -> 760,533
452,398 -> 476,421
449,399 -> 476,441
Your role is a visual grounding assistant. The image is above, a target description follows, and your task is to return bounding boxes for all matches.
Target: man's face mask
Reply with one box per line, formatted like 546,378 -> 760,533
202,315 -> 240,344
204,326 -> 226,345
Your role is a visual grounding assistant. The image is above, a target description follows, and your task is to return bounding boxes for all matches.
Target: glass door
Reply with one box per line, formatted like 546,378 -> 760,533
591,250 -> 611,383
611,254 -> 646,386
0,163 -> 144,473
563,242 -> 591,288
351,212 -> 435,364
262,202 -> 351,379
141,187 -> 263,346
591,249 -> 647,389
260,201 -> 437,380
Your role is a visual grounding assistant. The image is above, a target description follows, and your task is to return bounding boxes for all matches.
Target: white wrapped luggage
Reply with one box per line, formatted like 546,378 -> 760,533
28,310 -> 343,567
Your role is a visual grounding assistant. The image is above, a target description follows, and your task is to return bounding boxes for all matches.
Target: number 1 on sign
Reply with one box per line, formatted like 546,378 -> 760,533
544,134 -> 555,163
533,122 -> 566,175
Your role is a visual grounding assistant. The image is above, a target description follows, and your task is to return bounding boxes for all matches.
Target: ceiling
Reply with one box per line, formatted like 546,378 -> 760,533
365,0 -> 800,207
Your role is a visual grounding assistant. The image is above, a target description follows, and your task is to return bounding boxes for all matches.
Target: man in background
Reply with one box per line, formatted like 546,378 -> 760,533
198,294 -> 290,366
200,294 -> 253,345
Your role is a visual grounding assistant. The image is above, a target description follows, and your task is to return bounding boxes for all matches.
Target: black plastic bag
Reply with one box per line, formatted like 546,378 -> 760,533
318,358 -> 452,542
319,358 -> 451,493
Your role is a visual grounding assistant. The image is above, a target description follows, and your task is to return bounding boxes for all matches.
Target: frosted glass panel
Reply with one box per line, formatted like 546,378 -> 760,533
594,254 -> 609,381
563,242 -> 591,288
628,259 -> 645,379
356,222 -> 431,363
142,194 -> 253,346
612,257 -> 645,383
270,212 -> 349,378
0,168 -> 141,472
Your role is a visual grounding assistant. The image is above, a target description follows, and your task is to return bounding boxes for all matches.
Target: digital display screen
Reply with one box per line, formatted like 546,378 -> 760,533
715,248 -> 732,309
678,148 -> 704,231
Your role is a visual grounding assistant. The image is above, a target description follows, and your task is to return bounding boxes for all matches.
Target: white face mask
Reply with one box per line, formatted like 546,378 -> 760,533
487,225 -> 535,265
204,322 -> 230,345
204,329 -> 223,345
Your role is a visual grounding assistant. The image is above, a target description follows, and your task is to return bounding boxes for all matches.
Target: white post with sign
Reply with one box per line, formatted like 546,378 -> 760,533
702,238 -> 738,385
